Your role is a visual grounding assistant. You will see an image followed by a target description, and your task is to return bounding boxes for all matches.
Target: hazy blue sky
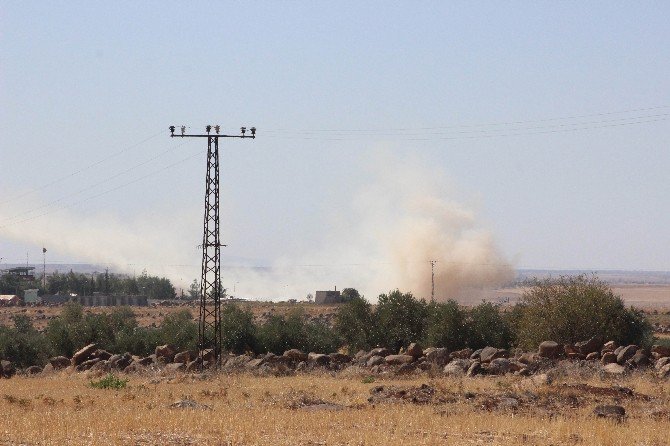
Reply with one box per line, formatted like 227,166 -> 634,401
1,2 -> 669,296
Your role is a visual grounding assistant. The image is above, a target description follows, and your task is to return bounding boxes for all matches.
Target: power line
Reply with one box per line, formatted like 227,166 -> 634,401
260,114 -> 669,141
0,150 -> 203,230
260,105 -> 670,133
0,130 -> 163,206
0,140 -> 191,224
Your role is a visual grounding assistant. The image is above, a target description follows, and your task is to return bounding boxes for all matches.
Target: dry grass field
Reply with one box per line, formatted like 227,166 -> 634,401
1,369 -> 670,445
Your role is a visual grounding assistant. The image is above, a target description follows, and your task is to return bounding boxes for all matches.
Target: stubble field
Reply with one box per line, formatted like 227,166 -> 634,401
1,369 -> 670,445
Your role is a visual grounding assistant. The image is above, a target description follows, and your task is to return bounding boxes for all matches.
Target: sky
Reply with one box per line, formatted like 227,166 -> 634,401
1,2 -> 669,299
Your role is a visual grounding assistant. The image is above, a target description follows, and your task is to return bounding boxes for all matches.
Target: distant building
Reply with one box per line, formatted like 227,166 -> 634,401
314,288 -> 343,304
1,267 -> 36,281
71,294 -> 148,307
0,295 -> 20,306
24,289 -> 40,304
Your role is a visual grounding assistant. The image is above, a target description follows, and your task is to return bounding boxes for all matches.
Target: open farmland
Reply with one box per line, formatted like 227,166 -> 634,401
1,370 -> 670,445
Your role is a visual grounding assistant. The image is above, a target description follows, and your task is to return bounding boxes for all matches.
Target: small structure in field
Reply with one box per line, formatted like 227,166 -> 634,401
24,289 -> 40,304
0,295 -> 20,306
314,287 -> 342,304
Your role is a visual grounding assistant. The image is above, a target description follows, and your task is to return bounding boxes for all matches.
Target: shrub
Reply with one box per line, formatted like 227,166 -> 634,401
375,290 -> 428,351
90,373 -> 128,390
514,275 -> 653,349
256,314 -> 292,354
424,300 -> 469,350
221,304 -> 256,354
467,302 -> 513,350
340,288 -> 361,303
334,296 -> 376,352
256,308 -> 339,354
158,310 -> 198,352
0,316 -> 49,367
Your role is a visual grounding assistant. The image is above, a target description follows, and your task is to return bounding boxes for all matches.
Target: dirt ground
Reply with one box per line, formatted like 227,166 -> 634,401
1,369 -> 669,445
1,285 -> 669,331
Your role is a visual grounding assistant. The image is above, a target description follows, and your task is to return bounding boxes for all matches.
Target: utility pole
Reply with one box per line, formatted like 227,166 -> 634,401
42,247 -> 47,289
170,124 -> 255,369
430,260 -> 437,302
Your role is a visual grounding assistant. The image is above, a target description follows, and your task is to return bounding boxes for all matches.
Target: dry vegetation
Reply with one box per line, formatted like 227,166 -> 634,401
1,369 -> 670,445
0,302 -> 342,331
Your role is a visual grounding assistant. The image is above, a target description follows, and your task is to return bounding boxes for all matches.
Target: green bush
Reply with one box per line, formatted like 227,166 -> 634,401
90,373 -> 128,390
424,300 -> 469,350
514,275 -> 653,349
467,302 -> 513,350
221,304 -> 256,354
334,295 -> 376,352
375,289 -> 428,351
256,308 -> 339,354
158,310 -> 198,352
0,316 -> 49,367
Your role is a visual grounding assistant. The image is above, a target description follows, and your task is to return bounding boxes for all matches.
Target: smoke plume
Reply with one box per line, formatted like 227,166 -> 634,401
0,150 -> 513,302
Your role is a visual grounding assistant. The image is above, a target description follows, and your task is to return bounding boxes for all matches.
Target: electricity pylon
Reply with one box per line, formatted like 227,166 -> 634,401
169,124 -> 255,368
430,260 -> 437,302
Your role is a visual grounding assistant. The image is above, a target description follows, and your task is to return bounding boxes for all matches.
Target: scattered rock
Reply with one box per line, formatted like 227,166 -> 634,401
585,352 -> 600,361
385,354 -> 414,365
405,343 -> 423,359
71,343 -> 97,366
617,345 -> 638,365
425,347 -> 449,366
488,358 -> 511,375
308,353 -> 330,365
26,365 -> 42,375
443,359 -> 470,377
602,340 -> 617,352
480,347 -> 508,363
658,364 -> 670,379
49,356 -> 71,370
367,355 -> 385,367
245,358 -> 265,369
630,351 -> 649,367
328,352 -> 351,364
76,358 -> 101,372
173,351 -> 190,364
170,399 -> 211,410
283,349 -> 308,362
593,405 -> 626,422
575,336 -> 603,355
466,361 -> 482,377
449,348 -> 473,360
518,352 -> 538,365
601,352 -> 618,365
368,384 -> 444,405
538,341 -> 560,359
369,347 -> 393,358
155,345 -> 176,363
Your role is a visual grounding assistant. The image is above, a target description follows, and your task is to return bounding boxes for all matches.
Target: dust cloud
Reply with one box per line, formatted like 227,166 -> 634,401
0,151 -> 513,302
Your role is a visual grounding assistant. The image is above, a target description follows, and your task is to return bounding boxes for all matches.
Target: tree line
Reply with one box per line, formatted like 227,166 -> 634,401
0,269 -> 177,300
0,275 -> 655,368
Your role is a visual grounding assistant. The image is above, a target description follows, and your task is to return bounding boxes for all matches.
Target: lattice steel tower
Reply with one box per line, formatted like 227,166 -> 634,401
170,124 -> 256,368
